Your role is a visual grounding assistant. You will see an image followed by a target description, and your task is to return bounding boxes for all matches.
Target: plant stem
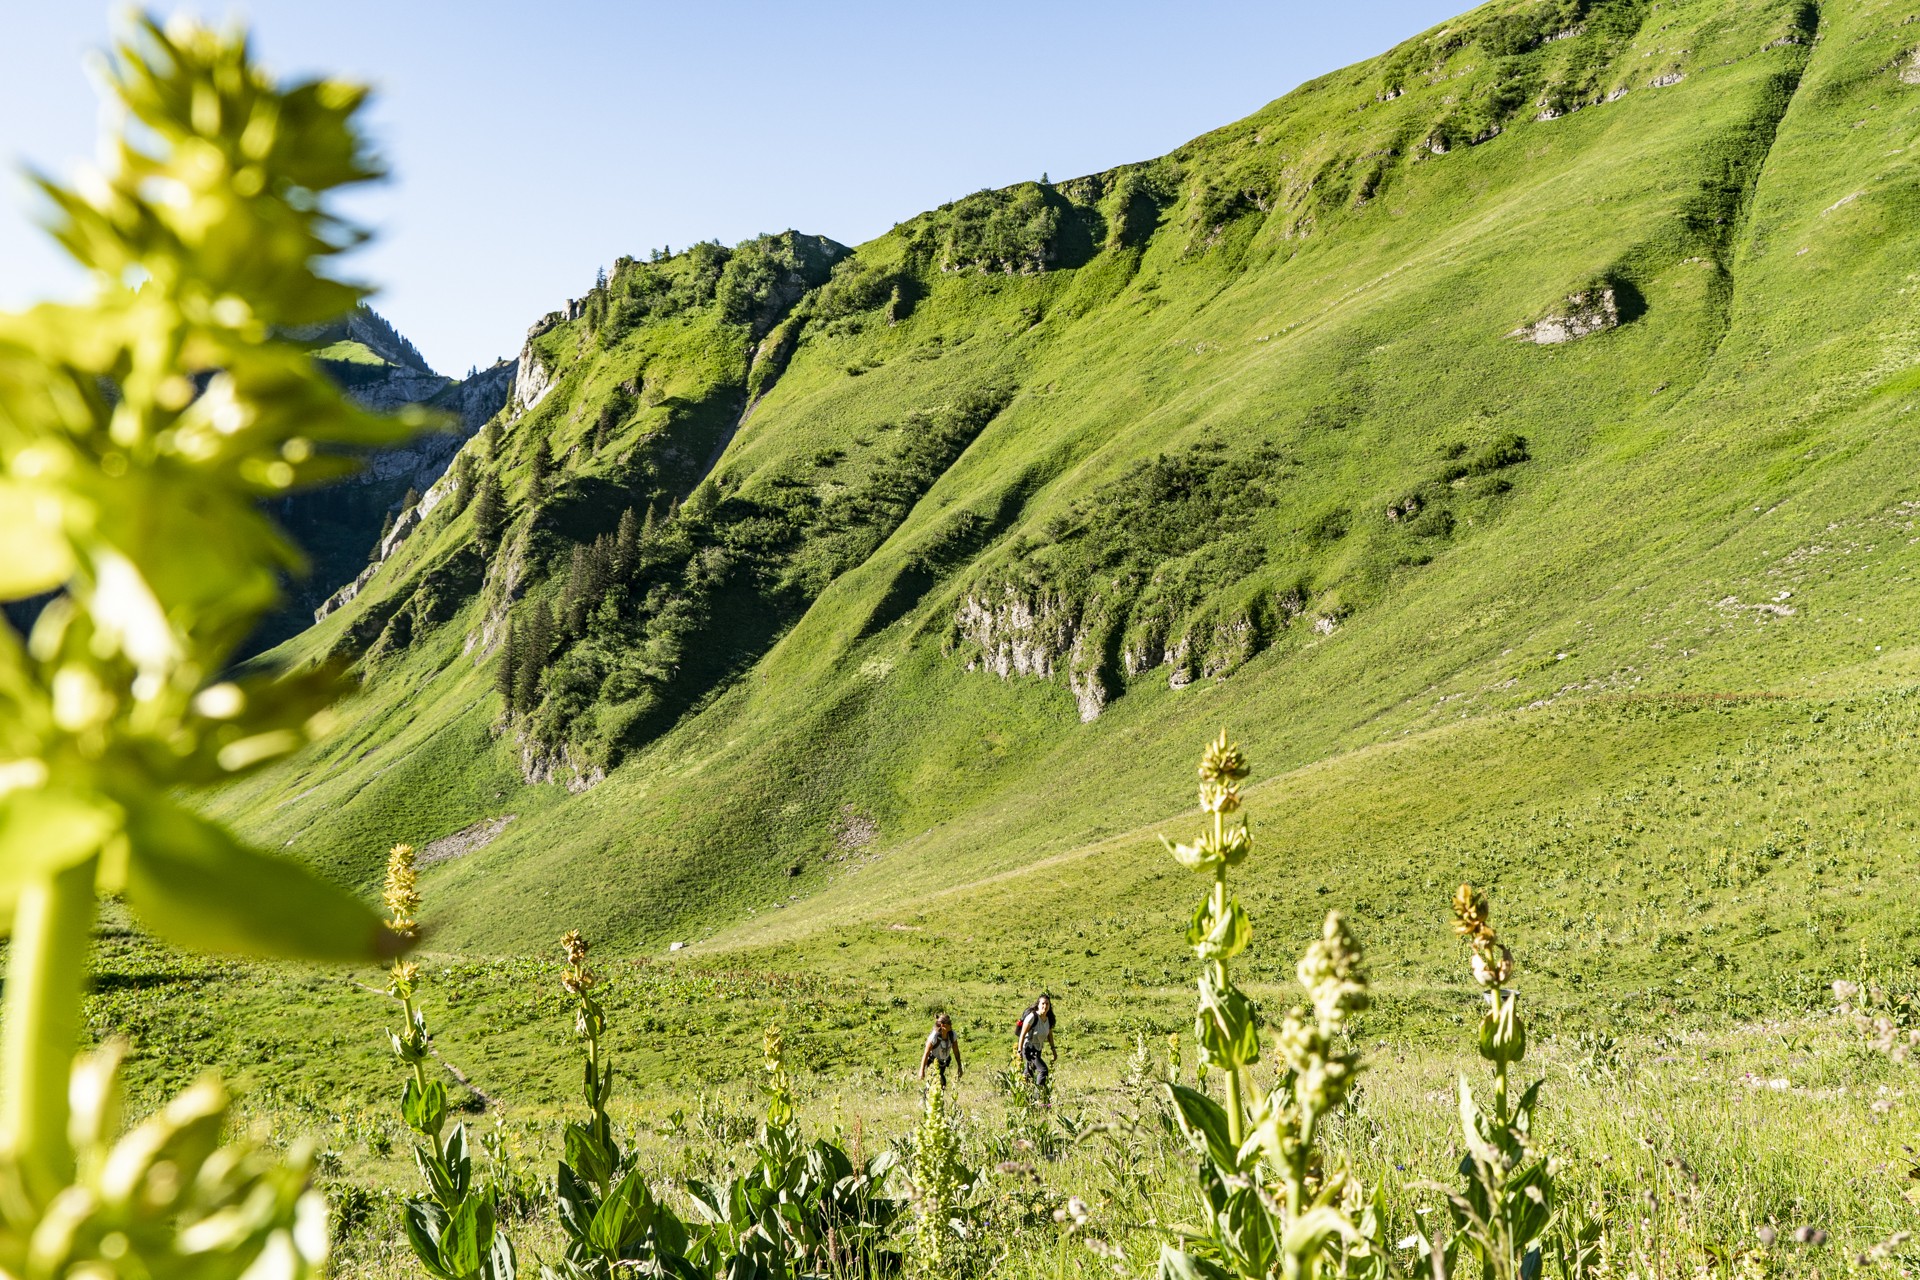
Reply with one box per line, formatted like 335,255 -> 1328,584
1,856 -> 98,1205
1213,863 -> 1246,1149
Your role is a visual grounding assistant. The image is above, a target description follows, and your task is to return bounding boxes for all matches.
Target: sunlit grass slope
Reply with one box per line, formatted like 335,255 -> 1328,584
211,0 -> 1920,1005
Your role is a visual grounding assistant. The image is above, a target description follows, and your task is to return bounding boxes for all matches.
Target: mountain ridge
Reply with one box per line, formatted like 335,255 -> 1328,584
209,0 -> 1920,1000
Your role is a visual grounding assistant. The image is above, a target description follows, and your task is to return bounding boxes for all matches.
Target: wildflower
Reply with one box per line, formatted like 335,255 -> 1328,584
1198,729 -> 1250,786
1451,882 -> 1493,943
383,843 -> 420,937
1453,882 -> 1513,991
559,929 -> 596,995
388,959 -> 420,999
764,1023 -> 786,1073
1298,910 -> 1370,1026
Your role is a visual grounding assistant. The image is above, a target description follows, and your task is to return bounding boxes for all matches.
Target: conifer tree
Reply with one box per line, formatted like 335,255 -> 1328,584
448,450 -> 474,516
401,485 -> 420,511
515,601 -> 553,713
473,468 -> 506,551
495,616 -> 519,709
372,509 -> 395,559
528,438 -> 553,507
640,501 -> 657,547
613,507 -> 639,581
562,544 -> 591,637
481,415 -> 500,461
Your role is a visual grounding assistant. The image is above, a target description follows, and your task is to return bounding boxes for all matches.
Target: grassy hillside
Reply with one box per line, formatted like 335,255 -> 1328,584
210,0 -> 1920,1021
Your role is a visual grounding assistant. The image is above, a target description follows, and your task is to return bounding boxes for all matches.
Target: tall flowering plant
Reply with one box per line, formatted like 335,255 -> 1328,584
1422,885 -> 1557,1280
0,14 -> 425,1279
1157,733 -> 1385,1280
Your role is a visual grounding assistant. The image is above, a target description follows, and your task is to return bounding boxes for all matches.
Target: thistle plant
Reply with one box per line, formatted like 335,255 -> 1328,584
1425,884 -> 1557,1280
1158,733 -> 1378,1280
382,844 -> 516,1280
0,14 -> 422,1279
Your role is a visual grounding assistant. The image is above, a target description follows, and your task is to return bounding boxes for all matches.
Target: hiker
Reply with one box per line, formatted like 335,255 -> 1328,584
918,1012 -> 963,1087
1015,993 -> 1058,1091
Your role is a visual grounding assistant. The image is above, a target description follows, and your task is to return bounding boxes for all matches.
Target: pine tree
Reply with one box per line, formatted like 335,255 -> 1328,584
514,601 -> 553,713
587,533 -> 613,604
495,616 -> 519,709
562,544 -> 591,636
613,507 -> 639,581
640,501 -> 657,547
592,403 -> 615,453
473,468 -> 506,551
401,485 -> 420,512
448,451 -> 474,516
481,416 -> 500,461
528,438 -> 553,507
371,509 -> 394,561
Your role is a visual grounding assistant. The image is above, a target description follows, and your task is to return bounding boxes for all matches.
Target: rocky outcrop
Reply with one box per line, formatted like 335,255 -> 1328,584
315,561 -> 377,621
305,360 -> 517,625
513,342 -> 553,417
953,586 -> 1110,722
1509,286 -> 1621,344
519,737 -> 605,793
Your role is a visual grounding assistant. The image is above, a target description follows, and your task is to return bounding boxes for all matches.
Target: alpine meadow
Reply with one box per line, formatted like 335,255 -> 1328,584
10,1 -> 1920,1278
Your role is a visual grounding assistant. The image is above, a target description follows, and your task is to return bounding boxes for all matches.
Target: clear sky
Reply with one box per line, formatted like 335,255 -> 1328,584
0,3 -> 1465,377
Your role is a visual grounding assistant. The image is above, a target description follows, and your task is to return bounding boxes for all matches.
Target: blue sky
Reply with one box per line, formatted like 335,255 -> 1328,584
0,3 -> 1464,376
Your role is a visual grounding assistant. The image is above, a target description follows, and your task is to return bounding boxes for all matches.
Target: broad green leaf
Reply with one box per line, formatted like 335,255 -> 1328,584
0,481 -> 73,599
402,1077 -> 448,1138
439,1195 -> 493,1280
1187,893 -> 1252,962
120,796 -> 405,962
404,1199 -> 456,1280
1157,1243 -> 1230,1280
563,1120 -> 612,1189
0,786 -> 119,902
487,1228 -> 516,1280
1167,1083 -> 1236,1169
588,1168 -> 655,1255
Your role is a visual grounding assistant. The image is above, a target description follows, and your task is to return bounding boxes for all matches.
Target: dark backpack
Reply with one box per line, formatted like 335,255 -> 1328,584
1014,1003 -> 1059,1036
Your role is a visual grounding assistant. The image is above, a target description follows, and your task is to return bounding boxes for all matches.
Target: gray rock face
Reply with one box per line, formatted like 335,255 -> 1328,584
1509,286 -> 1621,344
513,335 -> 554,417
954,586 -> 1109,722
306,360 -> 517,626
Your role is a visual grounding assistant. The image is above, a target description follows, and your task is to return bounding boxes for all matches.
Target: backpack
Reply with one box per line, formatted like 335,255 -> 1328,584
1014,1002 -> 1059,1036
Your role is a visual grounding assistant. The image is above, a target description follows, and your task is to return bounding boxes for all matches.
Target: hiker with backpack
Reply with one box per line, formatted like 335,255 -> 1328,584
1015,993 -> 1058,1092
918,1012 -> 963,1087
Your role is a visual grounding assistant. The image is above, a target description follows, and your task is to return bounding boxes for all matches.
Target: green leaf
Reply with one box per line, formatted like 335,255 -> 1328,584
487,1227 -> 516,1280
1158,1243 -> 1231,1280
444,1124 -> 474,1202
1187,893 -> 1252,962
439,1195 -> 494,1280
588,1168 -> 655,1255
120,796 -> 406,962
1196,970 -> 1261,1070
563,1120 -> 612,1190
404,1198 -> 456,1280
402,1077 -> 448,1138
1167,1083 -> 1237,1169
0,787 -> 120,910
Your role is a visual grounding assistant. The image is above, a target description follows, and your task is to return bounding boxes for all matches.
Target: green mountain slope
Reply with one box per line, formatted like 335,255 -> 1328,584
211,0 -> 1920,996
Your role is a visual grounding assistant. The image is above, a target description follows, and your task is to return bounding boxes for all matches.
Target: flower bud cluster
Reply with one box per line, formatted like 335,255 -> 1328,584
1452,882 -> 1513,990
383,843 -> 419,938
560,929 -> 597,996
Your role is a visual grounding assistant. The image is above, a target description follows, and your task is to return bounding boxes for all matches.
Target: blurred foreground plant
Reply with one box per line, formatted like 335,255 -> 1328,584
0,12 -> 428,1277
1157,733 -> 1384,1280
